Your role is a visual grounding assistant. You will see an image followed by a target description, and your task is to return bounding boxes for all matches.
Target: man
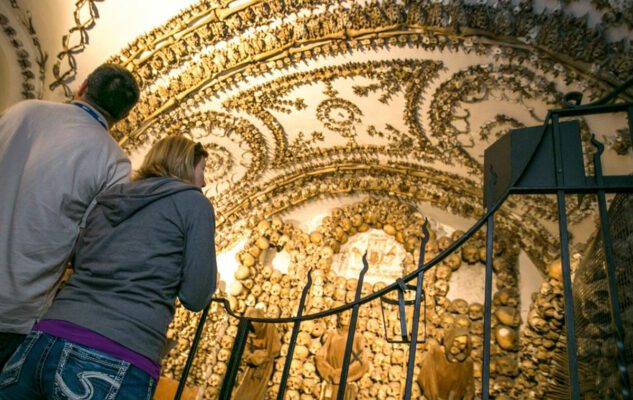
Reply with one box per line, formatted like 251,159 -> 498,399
0,63 -> 140,367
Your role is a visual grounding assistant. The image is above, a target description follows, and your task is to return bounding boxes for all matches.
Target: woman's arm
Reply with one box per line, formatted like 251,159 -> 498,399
178,193 -> 217,311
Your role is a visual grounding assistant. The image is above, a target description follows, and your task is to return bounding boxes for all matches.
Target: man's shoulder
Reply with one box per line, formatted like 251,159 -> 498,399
3,99 -> 65,116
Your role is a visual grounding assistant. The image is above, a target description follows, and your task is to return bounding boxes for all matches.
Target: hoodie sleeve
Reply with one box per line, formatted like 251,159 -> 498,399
178,193 -> 217,311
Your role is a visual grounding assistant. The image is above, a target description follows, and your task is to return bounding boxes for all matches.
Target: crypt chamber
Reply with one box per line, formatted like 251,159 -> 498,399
2,0 -> 633,398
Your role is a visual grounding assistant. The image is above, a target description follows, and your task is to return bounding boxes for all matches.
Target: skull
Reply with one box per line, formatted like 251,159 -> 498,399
234,265 -> 250,280
455,316 -> 470,329
323,283 -> 335,297
302,378 -> 319,397
435,264 -> 452,280
225,325 -> 238,337
367,318 -> 381,334
470,321 -> 484,335
334,287 -> 347,301
289,359 -> 303,377
217,348 -> 231,362
286,390 -> 300,400
271,283 -> 281,296
495,355 -> 519,377
310,231 -> 323,244
209,373 -> 222,387
492,257 -> 509,273
450,299 -> 469,315
359,375 -> 373,390
495,326 -> 518,350
267,304 -> 281,318
495,306 -> 521,327
271,216 -> 283,231
434,280 -> 449,297
468,303 -> 484,320
445,253 -> 462,270
311,321 -> 326,337
388,365 -> 403,381
461,245 -> 480,264
255,236 -> 269,250
294,345 -> 309,360
373,281 -> 387,293
270,269 -> 282,283
451,230 -> 465,242
547,259 -> 563,281
437,236 -> 452,251
297,331 -> 311,346
236,299 -> 247,313
213,362 -> 227,376
528,309 -> 549,333
218,334 -> 234,350
493,288 -> 518,307
269,295 -> 280,306
250,284 -> 263,298
257,219 -> 271,234
229,281 -> 244,297
440,313 -> 455,329
240,252 -> 255,267
302,361 -> 316,378
310,296 -> 325,312
287,376 -> 301,390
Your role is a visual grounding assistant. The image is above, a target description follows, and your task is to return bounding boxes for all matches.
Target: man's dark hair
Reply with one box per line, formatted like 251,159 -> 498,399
84,64 -> 140,122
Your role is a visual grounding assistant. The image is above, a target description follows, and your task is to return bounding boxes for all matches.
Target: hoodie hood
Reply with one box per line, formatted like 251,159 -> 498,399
98,177 -> 200,226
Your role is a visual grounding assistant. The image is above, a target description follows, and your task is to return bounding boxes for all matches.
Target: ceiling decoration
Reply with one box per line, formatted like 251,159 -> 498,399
209,163 -> 560,270
0,0 -> 46,100
49,0 -> 103,96
2,0 -> 632,266
76,0 -> 633,270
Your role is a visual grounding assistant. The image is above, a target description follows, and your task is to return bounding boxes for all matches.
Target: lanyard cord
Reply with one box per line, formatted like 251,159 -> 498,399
72,102 -> 108,130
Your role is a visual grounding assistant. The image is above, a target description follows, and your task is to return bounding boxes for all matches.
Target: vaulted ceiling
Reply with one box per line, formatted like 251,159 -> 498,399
2,0 -> 633,273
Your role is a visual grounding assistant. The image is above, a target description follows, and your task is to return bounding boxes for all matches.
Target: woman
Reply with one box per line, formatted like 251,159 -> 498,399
0,136 -> 217,399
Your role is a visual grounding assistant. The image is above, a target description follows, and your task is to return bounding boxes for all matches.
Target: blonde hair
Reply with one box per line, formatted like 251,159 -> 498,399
134,136 -> 208,184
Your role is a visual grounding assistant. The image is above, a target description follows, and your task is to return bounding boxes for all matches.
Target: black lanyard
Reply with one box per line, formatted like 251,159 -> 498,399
73,102 -> 108,130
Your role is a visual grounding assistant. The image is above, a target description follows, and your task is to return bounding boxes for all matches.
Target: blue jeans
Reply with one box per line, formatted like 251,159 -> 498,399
0,331 -> 156,400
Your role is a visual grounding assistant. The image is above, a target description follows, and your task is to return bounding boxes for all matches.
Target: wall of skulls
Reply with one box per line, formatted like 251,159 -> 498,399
101,0 -> 625,276
160,197 -> 531,399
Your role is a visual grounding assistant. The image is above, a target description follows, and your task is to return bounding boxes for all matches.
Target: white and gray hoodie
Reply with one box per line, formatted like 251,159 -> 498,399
43,176 -> 217,363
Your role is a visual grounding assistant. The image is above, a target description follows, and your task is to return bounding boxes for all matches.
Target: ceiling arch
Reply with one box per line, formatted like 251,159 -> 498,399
1,0 -> 632,271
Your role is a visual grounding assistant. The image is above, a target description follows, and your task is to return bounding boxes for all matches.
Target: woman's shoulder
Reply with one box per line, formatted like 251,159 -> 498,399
172,187 -> 214,211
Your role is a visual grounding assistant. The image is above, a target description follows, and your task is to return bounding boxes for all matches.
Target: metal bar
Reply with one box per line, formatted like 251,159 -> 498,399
175,304 -> 210,400
403,220 -> 430,400
551,102 -> 633,117
219,318 -> 250,400
482,192 -> 495,399
552,112 -> 580,399
591,136 -> 631,399
396,279 -> 409,341
337,252 -> 370,400
556,190 -> 580,400
628,106 -> 633,151
277,270 -> 314,400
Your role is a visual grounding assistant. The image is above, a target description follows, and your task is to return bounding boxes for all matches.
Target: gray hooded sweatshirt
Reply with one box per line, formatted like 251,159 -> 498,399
43,177 -> 217,363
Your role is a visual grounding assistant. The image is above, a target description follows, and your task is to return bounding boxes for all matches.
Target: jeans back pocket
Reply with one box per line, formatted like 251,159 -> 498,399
53,342 -> 129,400
0,331 -> 41,388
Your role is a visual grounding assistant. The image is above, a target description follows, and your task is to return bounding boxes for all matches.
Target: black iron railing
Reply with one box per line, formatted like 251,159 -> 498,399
175,79 -> 633,400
